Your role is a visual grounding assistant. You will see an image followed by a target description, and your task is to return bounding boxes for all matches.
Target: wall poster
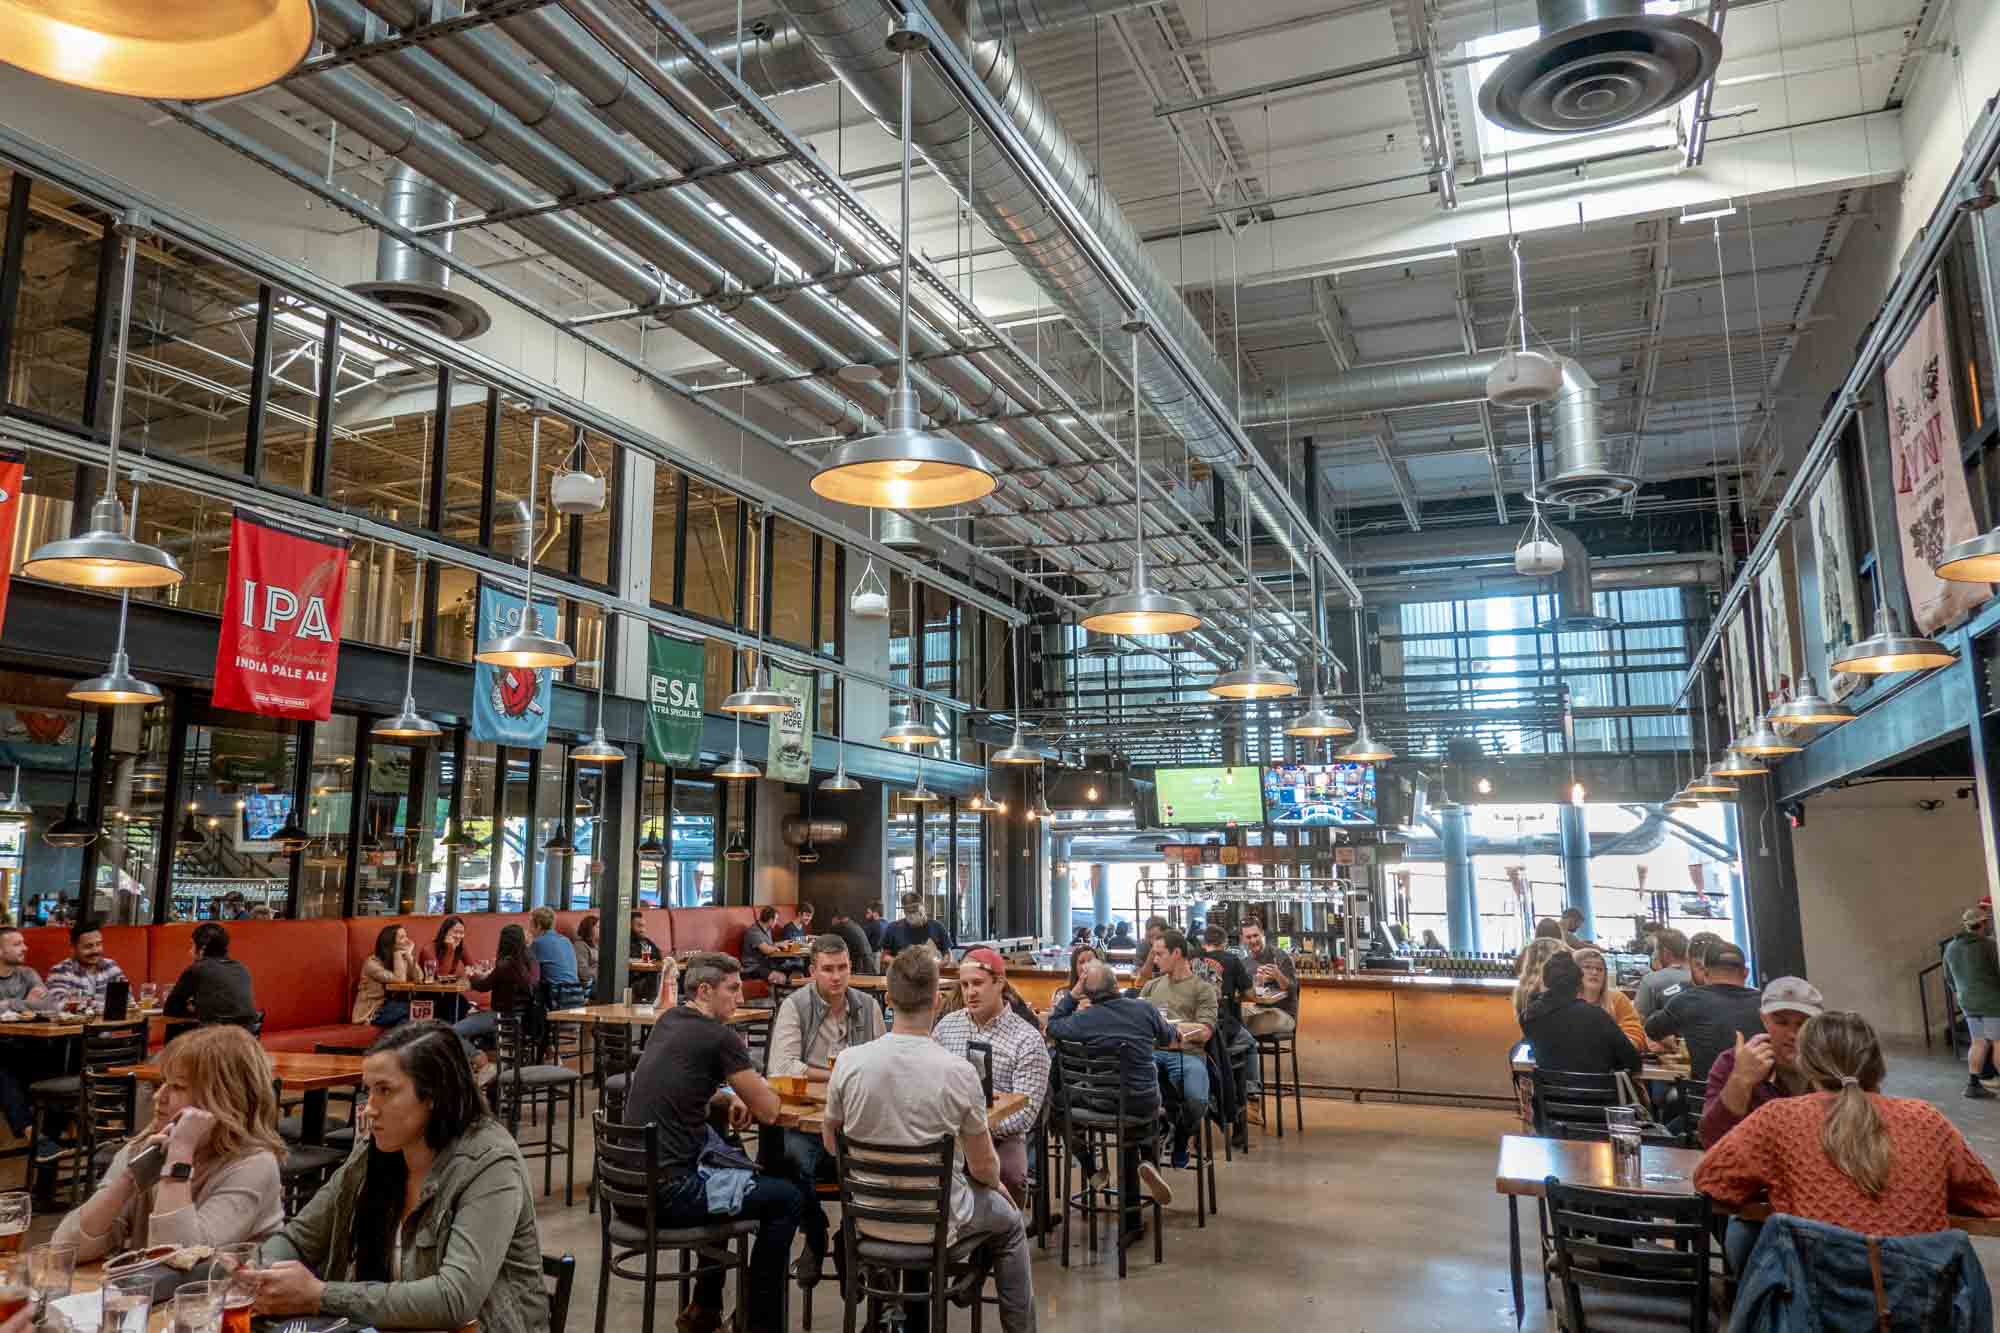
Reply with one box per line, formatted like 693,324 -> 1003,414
1807,459 -> 1863,700
1886,290 -> 1986,633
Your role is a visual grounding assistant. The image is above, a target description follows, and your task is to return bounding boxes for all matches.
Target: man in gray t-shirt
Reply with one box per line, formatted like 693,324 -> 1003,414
1634,928 -> 1691,1019
0,926 -> 45,1135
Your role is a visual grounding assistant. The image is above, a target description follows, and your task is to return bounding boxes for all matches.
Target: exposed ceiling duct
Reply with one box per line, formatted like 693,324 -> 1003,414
349,162 -> 492,341
877,511 -> 932,556
1478,0 -> 1722,135
1338,522 -> 1615,630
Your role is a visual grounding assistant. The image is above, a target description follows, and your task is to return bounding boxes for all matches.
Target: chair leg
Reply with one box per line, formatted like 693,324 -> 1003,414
642,1241 -> 659,1333
595,1238 -> 613,1333
1058,1124 -> 1072,1270
564,1085 -> 576,1208
1289,1038 -> 1304,1134
1206,1112 -> 1219,1215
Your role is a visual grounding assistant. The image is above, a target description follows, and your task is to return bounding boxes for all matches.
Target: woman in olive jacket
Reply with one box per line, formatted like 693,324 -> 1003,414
253,1022 -> 548,1333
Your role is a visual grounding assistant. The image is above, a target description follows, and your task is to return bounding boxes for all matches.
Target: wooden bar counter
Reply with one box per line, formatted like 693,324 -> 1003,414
1007,967 -> 1518,1104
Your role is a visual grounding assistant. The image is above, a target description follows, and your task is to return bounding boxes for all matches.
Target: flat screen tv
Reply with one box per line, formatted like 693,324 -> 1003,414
1152,766 -> 1265,827
238,792 -> 294,852
1262,762 -> 1377,827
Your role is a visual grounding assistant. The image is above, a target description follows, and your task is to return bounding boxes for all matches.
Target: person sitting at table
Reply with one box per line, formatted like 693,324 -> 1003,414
1239,916 -> 1298,1038
1047,960 -> 1179,1234
1107,920 -> 1136,951
458,924 -> 539,1074
163,922 -> 258,1030
823,947 -> 1037,1333
1697,976 -> 1821,1147
740,905 -> 789,981
932,948 -> 1050,1202
1693,1009 -> 2000,1275
1516,951 -> 1641,1079
0,926 -> 45,1142
862,904 -> 886,954
1513,938 -> 1570,1019
825,908 -> 879,975
418,916 -> 471,979
628,908 -> 664,1003
1633,927 -> 1691,1019
779,901 -> 814,942
878,893 -> 954,960
766,933 -> 885,1278
527,906 -> 584,1006
353,924 -> 420,1028
1684,930 -> 1724,986
1644,940 -> 1763,1082
1129,916 -> 1172,985
572,914 -> 600,992
622,953 -> 799,1333
1051,943 -> 1100,1011
33,920 -> 127,1011
1198,923 -> 1258,1145
252,1021 -> 550,1333
53,1024 -> 284,1259
1573,947 -> 1644,1050
1140,928 -> 1217,1170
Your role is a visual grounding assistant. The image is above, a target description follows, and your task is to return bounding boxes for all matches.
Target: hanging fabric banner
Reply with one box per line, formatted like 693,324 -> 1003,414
645,631 -> 706,766
1807,459 -> 1863,700
1722,610 -> 1754,737
213,508 -> 351,721
0,447 -> 25,639
1756,542 -> 1798,709
766,664 -> 815,783
1888,292 -> 1986,633
471,579 -> 558,747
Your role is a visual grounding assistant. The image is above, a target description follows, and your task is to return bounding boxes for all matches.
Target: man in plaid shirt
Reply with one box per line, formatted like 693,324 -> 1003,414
931,948 -> 1050,1201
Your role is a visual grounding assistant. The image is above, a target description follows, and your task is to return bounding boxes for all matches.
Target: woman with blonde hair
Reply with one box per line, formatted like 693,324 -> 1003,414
1573,947 -> 1645,1050
53,1023 -> 285,1259
1696,1010 -> 2000,1267
1513,937 -> 1570,1017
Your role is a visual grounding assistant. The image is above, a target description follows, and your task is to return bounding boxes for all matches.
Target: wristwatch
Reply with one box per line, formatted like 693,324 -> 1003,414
165,1160 -> 194,1183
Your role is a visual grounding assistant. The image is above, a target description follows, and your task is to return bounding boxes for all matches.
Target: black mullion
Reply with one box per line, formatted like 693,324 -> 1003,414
79,222 -> 119,430
77,707 -> 112,913
478,387 -> 500,548
287,722 -> 313,918
671,473 -> 689,606
810,536 -> 823,655
404,739 -> 434,915
524,744 -> 546,910
310,314 -> 339,496
241,286 -> 275,478
759,510 -> 776,640
428,368 -> 452,532
341,718 -> 372,918
833,545 -> 846,663
733,499 -> 750,635
0,175 -> 32,397
444,728 -> 467,915
607,445 -> 625,592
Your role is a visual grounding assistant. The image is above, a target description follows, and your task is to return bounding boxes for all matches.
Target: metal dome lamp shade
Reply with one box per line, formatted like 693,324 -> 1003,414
25,219 -> 183,592
0,0 -> 314,99
569,640 -> 623,764
1209,472 -> 1295,699
1736,716 -> 1802,757
1832,605 -> 1956,674
41,722 -> 96,848
990,619 -> 1041,763
714,744 -> 761,782
724,826 -> 750,862
1286,610 -> 1355,738
797,839 -> 820,865
1936,526 -> 2000,583
373,553 -> 443,740
819,678 -> 862,792
882,705 -> 944,748
1769,674 -> 1855,726
1082,322 -> 1202,637
0,766 -> 29,820
722,653 -> 792,716
810,26 -> 995,511
475,411 -> 575,670
637,826 -> 665,861
1335,606 -> 1395,763
441,820 -> 480,853
1710,748 -> 1765,778
543,826 -> 577,856
270,815 -> 313,854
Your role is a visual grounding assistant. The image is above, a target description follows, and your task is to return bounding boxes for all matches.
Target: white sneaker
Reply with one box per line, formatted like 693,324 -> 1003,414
1088,1164 -> 1110,1191
1137,1161 -> 1175,1208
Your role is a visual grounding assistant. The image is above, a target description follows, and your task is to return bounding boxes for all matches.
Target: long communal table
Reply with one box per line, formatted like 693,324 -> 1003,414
113,1051 -> 365,1144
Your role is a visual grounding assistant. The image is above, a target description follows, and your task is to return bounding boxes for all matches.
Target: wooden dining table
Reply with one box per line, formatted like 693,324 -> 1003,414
1509,1039 -> 1691,1084
66,1262 -> 477,1333
775,1088 -> 1027,1136
0,1008 -> 164,1040
544,1001 -> 769,1028
113,1051 -> 365,1145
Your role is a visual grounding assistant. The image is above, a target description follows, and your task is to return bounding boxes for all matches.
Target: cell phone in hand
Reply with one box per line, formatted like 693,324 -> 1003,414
127,1140 -> 166,1189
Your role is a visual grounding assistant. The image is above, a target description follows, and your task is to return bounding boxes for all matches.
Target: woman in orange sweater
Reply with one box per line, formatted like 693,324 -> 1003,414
1694,1010 -> 2000,1270
1574,947 -> 1645,1050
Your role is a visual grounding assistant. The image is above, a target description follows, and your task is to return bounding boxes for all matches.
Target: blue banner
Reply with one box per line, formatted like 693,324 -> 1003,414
472,580 -> 560,748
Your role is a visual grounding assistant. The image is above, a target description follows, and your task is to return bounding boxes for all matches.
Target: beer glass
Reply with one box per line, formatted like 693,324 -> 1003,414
0,1192 -> 28,1256
0,1255 -> 29,1324
174,1281 -> 224,1333
213,1243 -> 259,1333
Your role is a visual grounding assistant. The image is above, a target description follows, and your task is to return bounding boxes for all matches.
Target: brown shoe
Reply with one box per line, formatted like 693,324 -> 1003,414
676,1303 -> 724,1333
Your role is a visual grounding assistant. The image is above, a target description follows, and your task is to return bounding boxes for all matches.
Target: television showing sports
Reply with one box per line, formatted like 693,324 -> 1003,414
238,792 -> 294,852
1262,762 -> 1376,827
1153,766 -> 1264,827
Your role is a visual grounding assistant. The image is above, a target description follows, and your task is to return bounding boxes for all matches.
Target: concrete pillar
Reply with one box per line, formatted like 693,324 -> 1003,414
1090,862 -> 1110,932
1441,802 -> 1479,951
1049,836 -> 1072,945
1559,803 -> 1594,939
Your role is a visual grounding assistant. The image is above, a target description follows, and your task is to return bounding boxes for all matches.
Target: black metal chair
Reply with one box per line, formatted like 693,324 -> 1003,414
541,1253 -> 576,1333
588,1020 -> 643,1217
81,1070 -> 138,1192
1052,1038 -> 1163,1278
833,1130 -> 996,1333
27,1016 -> 148,1203
270,1076 -> 345,1218
1544,1177 -> 1714,1332
1531,1069 -> 1650,1142
497,1001 -> 580,1205
1252,1023 -> 1304,1138
279,1042 -> 366,1146
592,1112 -> 758,1333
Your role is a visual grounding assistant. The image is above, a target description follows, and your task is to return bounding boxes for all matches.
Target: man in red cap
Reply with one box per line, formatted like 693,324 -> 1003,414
932,949 -> 1050,1201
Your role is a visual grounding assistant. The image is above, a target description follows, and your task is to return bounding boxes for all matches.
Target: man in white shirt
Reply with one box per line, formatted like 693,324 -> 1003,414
823,949 -> 1035,1333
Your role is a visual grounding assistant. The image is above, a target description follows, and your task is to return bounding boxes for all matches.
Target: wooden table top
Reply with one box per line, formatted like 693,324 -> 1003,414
387,979 -> 473,994
629,959 -> 666,972
0,1009 -> 162,1038
779,1090 -> 1027,1135
114,1051 -> 367,1091
1509,1041 -> 1691,1082
545,1002 -> 768,1028
845,975 -> 958,993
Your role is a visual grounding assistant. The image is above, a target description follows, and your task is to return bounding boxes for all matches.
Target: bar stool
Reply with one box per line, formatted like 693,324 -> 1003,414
1053,1039 -> 1163,1278
496,1002 -> 580,1205
1253,1024 -> 1304,1138
593,1112 -> 761,1333
832,1129 -> 997,1333
27,1017 -> 147,1204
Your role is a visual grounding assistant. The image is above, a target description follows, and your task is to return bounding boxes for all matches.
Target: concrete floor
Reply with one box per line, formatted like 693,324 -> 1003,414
15,1036 -> 2000,1332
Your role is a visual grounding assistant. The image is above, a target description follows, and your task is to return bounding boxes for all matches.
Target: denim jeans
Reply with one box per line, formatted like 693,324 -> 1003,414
775,1128 -> 830,1255
1153,1050 -> 1210,1147
657,1169 -> 802,1332
372,999 -> 411,1028
898,1184 -> 1036,1333
0,1061 -> 27,1135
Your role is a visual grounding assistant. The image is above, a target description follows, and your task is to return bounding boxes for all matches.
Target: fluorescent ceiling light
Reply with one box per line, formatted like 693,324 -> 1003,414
1679,204 -> 1738,223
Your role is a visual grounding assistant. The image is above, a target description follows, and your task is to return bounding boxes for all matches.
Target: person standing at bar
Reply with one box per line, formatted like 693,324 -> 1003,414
878,893 -> 953,961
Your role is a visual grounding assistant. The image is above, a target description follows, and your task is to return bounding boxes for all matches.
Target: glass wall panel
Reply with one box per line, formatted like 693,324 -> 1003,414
91,697 -> 169,925
922,802 -> 950,925
356,737 -> 418,915
0,687 -> 96,924
683,479 -> 740,624
457,740 -> 500,911
415,741 -> 455,912
496,745 -> 534,912
650,464 -> 680,608
130,479 -> 230,618
955,804 -> 983,943
721,779 -> 749,904
570,428 -> 616,586
767,516 -> 813,648
325,333 -> 437,523
533,743 -> 568,909
173,717 -> 297,920
11,182 -> 105,426
491,394 -> 552,575
565,601 -> 605,691
258,295 -> 328,492
888,786 -> 917,910
673,777 -> 718,907
817,540 -> 839,657
635,762 -> 667,908
570,762 -> 607,910
298,716 -> 357,918
119,240 -> 260,471
341,537 -> 422,652
440,383 -> 489,548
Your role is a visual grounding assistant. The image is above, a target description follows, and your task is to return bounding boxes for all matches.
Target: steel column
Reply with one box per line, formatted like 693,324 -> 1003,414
1440,802 -> 1479,951
1558,802 -> 1594,939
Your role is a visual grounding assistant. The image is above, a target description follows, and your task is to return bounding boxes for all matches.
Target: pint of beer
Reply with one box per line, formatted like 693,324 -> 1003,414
0,1191 -> 29,1256
0,1255 -> 29,1324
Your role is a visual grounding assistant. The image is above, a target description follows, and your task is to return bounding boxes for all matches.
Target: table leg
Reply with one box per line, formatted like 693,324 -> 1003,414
1508,1194 -> 1524,1328
301,1090 -> 330,1145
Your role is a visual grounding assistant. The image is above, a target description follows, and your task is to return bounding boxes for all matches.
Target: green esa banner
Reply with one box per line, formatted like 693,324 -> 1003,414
645,631 -> 705,767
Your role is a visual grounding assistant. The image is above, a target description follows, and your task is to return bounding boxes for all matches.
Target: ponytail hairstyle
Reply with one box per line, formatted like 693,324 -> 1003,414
1796,1010 -> 1890,1197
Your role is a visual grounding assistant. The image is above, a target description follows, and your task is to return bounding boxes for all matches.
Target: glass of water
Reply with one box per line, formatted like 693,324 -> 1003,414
174,1281 -> 225,1333
28,1242 -> 76,1318
102,1274 -> 154,1333
1604,1106 -> 1643,1185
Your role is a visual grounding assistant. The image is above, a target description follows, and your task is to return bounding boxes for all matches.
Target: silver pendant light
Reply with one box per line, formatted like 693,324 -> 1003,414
990,619 -> 1040,764
0,766 -> 28,819
25,215 -> 183,591
42,720 -> 96,848
723,510 -> 794,716
819,677 -> 862,792
1210,470 -> 1296,700
714,661 -> 763,781
1286,578 -> 1354,738
882,571 -> 943,747
810,23 -> 995,511
476,411 -> 576,669
374,553 -> 443,740
1831,419 -> 1954,674
571,636 -> 625,765
1081,321 -> 1201,636
1768,673 -> 1855,726
68,474 -> 164,707
1336,606 -> 1394,762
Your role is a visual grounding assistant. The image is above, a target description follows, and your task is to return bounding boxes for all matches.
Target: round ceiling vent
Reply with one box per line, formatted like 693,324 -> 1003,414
1478,3 -> 1721,135
347,279 -> 492,342
1532,467 -> 1639,508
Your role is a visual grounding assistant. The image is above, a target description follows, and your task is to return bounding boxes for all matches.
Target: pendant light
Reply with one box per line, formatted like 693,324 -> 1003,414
67,478 -> 164,707
882,573 -> 943,746
1336,606 -> 1394,762
1710,748 -> 1766,778
1734,717 -> 1802,758
441,820 -> 479,853
572,637 -> 625,765
1081,321 -> 1202,636
724,510 -> 794,715
819,677 -> 862,792
637,825 -> 666,861
724,825 -> 750,862
1210,472 -> 1296,700
905,756 -> 943,804
43,718 -> 97,849
373,553 -> 443,740
176,802 -> 203,844
1682,674 -> 1737,796
809,24 -> 995,510
991,622 -> 1040,764
1285,592 -> 1355,739
543,826 -> 577,856
25,218 -> 183,591
0,0 -> 314,100
714,744 -> 761,781
797,839 -> 821,864
270,810 -> 313,854
1027,768 -> 1054,821
1936,527 -> 2000,582
1769,674 -> 1856,726
0,767 -> 28,820
1830,420 -> 1955,674
476,412 -> 576,669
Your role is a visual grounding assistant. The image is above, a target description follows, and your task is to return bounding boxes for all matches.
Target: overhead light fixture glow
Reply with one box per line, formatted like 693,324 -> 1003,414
475,414 -> 576,670
0,0 -> 315,100
1768,675 -> 1855,726
1830,605 -> 1956,675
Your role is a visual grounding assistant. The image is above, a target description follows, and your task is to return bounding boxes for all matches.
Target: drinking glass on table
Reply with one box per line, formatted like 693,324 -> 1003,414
27,1243 -> 75,1318
0,1255 -> 29,1325
210,1243 -> 259,1333
101,1274 -> 154,1333
1604,1106 -> 1643,1184
138,982 -> 160,1008
173,1281 -> 225,1333
0,1192 -> 27,1255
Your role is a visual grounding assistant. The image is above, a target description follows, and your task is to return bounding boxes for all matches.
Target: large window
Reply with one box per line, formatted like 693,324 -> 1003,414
173,716 -> 297,920
683,478 -> 741,625
766,515 -> 814,648
10,180 -> 107,429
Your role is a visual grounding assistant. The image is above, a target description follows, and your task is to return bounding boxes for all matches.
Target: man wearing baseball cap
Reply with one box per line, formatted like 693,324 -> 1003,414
1697,975 -> 1823,1147
932,949 -> 1050,1202
1944,904 -> 2000,1100
1644,941 -> 1764,1083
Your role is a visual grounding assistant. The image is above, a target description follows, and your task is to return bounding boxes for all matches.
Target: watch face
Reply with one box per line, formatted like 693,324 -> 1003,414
168,1161 -> 194,1181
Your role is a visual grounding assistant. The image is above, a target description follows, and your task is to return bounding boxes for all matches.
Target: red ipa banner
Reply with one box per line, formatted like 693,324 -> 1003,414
213,508 -> 352,720
0,447 -> 25,637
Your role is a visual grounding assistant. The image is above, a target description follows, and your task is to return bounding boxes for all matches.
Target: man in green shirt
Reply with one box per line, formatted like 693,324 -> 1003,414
1140,929 -> 1216,1169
